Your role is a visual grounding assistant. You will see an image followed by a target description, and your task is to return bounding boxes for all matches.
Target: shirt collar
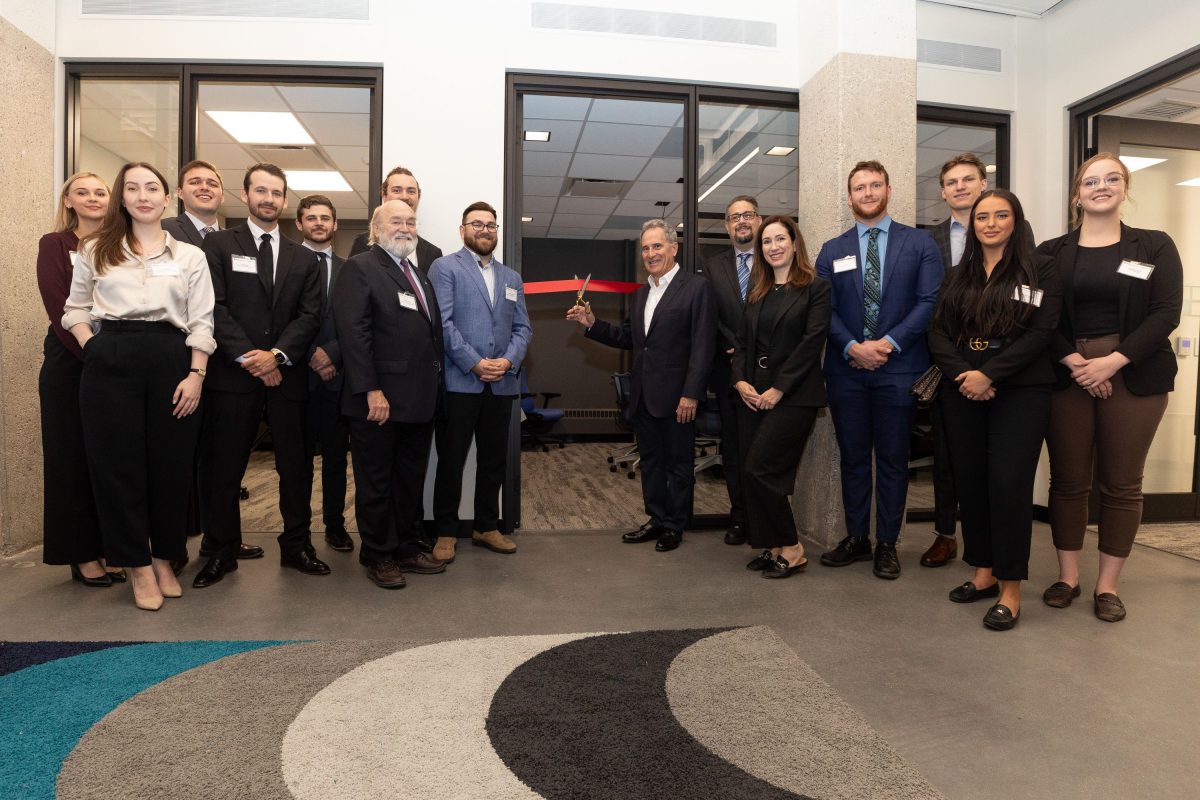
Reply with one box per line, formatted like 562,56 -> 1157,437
649,262 -> 680,288
185,210 -> 218,232
465,245 -> 492,269
122,229 -> 178,260
247,218 -> 278,244
856,215 -> 893,238
949,217 -> 966,233
303,242 -> 333,258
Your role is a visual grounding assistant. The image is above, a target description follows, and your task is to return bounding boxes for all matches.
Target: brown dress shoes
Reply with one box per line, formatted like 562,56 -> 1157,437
919,535 -> 958,568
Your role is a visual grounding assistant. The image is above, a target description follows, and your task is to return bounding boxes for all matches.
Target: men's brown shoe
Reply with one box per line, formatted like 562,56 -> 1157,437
472,530 -> 517,554
432,536 -> 457,563
919,535 -> 958,568
395,552 -> 447,574
365,560 -> 406,589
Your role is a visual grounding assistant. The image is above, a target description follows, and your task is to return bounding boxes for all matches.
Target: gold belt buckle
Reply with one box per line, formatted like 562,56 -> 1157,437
968,337 -> 989,351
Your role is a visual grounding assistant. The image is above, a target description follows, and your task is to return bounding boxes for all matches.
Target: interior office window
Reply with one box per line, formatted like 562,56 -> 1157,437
916,120 -> 998,227
77,78 -> 179,195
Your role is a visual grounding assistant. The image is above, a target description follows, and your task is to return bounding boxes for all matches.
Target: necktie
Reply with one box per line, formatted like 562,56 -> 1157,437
201,225 -> 215,239
315,252 -> 329,299
401,258 -> 429,317
257,232 -> 274,295
863,228 -> 882,339
736,252 -> 751,303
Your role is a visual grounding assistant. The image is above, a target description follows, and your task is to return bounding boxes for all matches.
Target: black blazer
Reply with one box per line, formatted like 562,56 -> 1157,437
308,251 -> 345,393
586,269 -> 717,419
928,254 -> 1062,387
202,224 -> 321,401
161,214 -> 205,248
1037,224 -> 1182,395
331,245 -> 444,423
732,278 -> 832,408
699,248 -> 748,355
349,232 -> 442,270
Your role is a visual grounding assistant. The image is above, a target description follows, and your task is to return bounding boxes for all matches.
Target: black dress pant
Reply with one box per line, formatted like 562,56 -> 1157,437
736,404 -> 818,549
930,398 -> 959,538
38,330 -> 102,564
632,399 -> 695,533
306,384 -> 350,533
200,382 -> 312,559
938,382 -> 1050,581
78,323 -> 199,567
710,357 -> 745,526
349,417 -> 433,564
433,387 -> 514,536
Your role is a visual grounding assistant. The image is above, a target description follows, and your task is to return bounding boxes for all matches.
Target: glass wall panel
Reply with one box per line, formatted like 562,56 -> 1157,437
78,78 -> 179,198
916,120 -> 998,227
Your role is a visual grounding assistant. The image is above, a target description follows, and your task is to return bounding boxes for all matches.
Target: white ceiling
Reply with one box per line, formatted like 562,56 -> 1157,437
921,0 -> 1066,18
916,121 -> 999,226
1104,70 -> 1200,125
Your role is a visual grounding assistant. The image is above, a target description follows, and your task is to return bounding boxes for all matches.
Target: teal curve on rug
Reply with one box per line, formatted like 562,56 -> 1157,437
1,640 -> 286,800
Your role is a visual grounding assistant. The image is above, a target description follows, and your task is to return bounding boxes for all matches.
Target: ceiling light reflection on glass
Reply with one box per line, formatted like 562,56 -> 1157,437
524,130 -> 551,142
285,170 -> 352,192
206,111 -> 314,145
1120,156 -> 1167,173
697,147 -> 760,203
1177,177 -> 1200,187
764,146 -> 796,157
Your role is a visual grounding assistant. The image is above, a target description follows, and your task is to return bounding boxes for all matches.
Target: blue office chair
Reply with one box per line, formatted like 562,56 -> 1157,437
520,371 -> 566,452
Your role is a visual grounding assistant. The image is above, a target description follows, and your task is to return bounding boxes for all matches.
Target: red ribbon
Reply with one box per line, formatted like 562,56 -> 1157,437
523,278 -> 641,296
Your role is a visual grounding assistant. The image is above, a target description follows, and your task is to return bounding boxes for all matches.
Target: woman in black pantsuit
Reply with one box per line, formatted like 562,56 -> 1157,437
733,216 -> 831,579
928,189 -> 1061,630
36,171 -> 115,586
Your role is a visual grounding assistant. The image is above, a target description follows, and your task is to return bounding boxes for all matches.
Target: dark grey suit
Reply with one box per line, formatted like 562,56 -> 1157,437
349,233 -> 442,270
162,213 -> 206,249
306,250 -> 350,535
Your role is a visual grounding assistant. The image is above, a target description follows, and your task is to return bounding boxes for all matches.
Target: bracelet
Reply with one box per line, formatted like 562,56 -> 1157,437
189,367 -> 207,378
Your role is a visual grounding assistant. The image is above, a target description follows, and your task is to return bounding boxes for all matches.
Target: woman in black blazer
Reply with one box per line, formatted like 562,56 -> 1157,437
733,216 -> 831,579
1036,152 -> 1183,623
929,189 -> 1061,630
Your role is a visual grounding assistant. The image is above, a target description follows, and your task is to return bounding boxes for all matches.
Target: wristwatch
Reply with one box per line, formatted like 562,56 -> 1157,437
189,367 -> 206,377
270,348 -> 286,365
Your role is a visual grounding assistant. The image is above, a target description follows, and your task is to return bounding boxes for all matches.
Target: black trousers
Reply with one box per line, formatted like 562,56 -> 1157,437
433,387 -> 514,536
930,398 -> 959,537
736,404 -> 818,549
200,383 -> 312,559
306,385 -> 350,532
632,400 -> 695,533
710,357 -> 744,526
349,417 -> 432,565
938,383 -> 1050,581
78,324 -> 199,567
38,330 -> 103,564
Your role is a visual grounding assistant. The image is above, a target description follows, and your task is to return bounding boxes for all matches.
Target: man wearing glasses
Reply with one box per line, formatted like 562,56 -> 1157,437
349,166 -> 443,272
700,195 -> 762,546
428,202 -> 532,563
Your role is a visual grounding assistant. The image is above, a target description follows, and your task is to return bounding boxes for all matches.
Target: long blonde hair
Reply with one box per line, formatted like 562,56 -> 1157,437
54,171 -> 108,233
1069,151 -> 1131,229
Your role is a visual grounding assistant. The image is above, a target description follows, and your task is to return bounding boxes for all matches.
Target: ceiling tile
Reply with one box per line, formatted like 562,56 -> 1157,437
523,150 -> 573,177
199,83 -> 288,112
554,196 -> 619,215
278,85 -> 370,114
323,145 -> 372,174
576,121 -> 672,157
524,176 -> 564,196
523,94 -> 593,121
550,212 -> 611,228
567,153 -> 648,181
588,98 -> 683,127
522,118 -> 585,153
639,157 -> 683,182
521,196 -> 560,213
623,181 -> 683,202
299,112 -> 370,147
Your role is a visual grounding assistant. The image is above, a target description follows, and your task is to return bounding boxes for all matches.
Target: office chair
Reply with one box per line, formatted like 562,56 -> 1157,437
693,390 -> 723,475
520,371 -> 566,452
607,372 -> 639,479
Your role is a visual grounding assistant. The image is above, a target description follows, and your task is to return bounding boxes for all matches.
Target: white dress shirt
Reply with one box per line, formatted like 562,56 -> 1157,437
469,248 -> 496,306
247,218 -> 280,278
644,263 -> 680,335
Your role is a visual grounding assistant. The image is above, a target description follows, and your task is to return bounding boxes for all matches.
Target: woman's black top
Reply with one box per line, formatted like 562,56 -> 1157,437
754,284 -> 789,356
1072,243 -> 1121,337
732,278 -> 831,407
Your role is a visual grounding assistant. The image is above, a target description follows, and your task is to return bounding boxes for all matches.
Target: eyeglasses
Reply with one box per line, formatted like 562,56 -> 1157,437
465,221 -> 499,232
1081,174 -> 1124,190
726,211 -> 759,223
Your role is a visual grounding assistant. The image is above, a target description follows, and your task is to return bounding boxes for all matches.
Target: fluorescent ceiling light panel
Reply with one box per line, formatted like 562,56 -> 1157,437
206,110 -> 314,145
521,216 -> 534,222
697,147 -> 760,203
524,130 -> 551,142
1120,156 -> 1167,172
985,164 -> 997,173
285,170 -> 352,192
764,146 -> 796,156
1177,177 -> 1200,187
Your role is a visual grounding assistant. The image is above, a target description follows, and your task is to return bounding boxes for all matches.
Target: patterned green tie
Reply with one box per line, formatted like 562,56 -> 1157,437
863,228 -> 882,339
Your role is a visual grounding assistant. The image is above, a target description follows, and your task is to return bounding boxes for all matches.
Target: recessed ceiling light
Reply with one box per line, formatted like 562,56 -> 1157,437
1121,156 -> 1167,172
764,146 -> 796,157
521,216 -> 533,222
985,164 -> 997,174
676,222 -> 684,228
206,110 -> 313,145
1177,177 -> 1200,187
524,130 -> 551,142
285,170 -> 352,192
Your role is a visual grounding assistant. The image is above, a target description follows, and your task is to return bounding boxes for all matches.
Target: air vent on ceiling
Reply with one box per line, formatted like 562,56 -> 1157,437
568,178 -> 626,198
82,0 -> 367,20
531,2 -> 776,48
1135,100 -> 1200,121
917,39 -> 1003,73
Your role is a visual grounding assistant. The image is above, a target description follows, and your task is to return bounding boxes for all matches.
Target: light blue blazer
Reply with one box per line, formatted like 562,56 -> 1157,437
428,247 -> 532,395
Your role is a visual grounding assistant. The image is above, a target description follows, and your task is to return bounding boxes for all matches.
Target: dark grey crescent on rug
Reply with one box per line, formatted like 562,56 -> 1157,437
55,627 -> 942,799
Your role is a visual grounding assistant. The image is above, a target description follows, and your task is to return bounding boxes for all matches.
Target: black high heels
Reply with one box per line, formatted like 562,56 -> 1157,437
70,563 -> 113,588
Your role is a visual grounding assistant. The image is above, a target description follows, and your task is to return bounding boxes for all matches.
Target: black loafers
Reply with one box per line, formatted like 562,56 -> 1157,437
1042,581 -> 1081,608
763,555 -> 807,579
746,550 -> 774,571
949,580 -> 1000,604
1094,592 -> 1126,623
983,602 -> 1020,631
622,522 -> 663,544
820,536 -> 872,567
654,530 -> 682,551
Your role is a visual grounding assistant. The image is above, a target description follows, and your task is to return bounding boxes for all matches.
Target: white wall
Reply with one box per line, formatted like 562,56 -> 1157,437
916,1 -> 1017,112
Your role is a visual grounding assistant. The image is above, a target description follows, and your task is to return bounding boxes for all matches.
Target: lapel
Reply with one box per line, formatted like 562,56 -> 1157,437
715,251 -> 744,307
632,285 -> 649,346
274,237 -> 300,306
766,285 -> 802,344
460,248 -> 494,310
881,223 -> 906,296
1117,223 -> 1142,329
646,270 -> 685,340
935,219 -> 952,269
178,215 -> 204,247
1057,228 -> 1081,334
233,225 -> 273,298
841,228 -> 864,303
373,246 -> 432,325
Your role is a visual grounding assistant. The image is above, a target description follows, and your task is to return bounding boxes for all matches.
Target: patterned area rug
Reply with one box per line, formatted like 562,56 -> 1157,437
1,628 -> 943,800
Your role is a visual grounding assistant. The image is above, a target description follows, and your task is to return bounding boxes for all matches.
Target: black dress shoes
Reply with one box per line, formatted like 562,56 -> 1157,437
105,568 -> 127,583
192,556 -> 237,588
746,550 -> 775,571
724,525 -> 747,546
199,541 -> 264,560
819,536 -> 873,567
70,564 -> 112,588
949,580 -> 1000,604
763,555 -> 807,579
280,548 -> 331,576
170,555 -> 190,577
655,530 -> 682,552
873,542 -> 901,579
983,602 -> 1020,631
324,528 -> 354,552
622,522 -> 664,544
365,560 -> 407,589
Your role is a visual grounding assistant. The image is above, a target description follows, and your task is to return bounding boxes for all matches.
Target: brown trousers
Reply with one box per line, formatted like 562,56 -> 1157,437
1046,335 -> 1168,558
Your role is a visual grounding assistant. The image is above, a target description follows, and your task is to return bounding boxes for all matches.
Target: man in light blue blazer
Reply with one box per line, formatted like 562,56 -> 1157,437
429,202 -> 532,562
815,160 -> 944,580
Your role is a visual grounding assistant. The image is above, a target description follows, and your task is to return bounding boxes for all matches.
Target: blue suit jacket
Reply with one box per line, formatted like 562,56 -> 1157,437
815,221 -> 943,377
428,247 -> 532,396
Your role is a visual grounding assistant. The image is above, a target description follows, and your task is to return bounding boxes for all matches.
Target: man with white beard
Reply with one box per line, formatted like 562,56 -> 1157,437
331,200 -> 448,589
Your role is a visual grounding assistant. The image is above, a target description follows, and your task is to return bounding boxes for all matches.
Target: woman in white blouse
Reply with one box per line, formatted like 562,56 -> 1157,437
64,162 -> 216,611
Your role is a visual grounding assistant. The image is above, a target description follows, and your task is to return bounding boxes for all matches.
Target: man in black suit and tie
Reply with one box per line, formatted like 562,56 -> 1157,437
567,219 -> 717,552
332,200 -> 448,588
348,166 -> 442,271
162,159 -> 224,247
700,194 -> 762,546
193,163 -> 328,588
295,194 -> 353,554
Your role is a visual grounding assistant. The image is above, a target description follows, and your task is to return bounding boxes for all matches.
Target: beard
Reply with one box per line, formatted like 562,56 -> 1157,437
850,195 -> 888,221
466,231 -> 497,256
380,233 -> 416,261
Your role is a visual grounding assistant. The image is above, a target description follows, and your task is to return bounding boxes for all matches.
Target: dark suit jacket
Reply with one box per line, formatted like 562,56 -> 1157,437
162,213 -> 205,248
349,232 -> 442,270
1037,224 -> 1183,395
929,216 -> 1037,271
307,251 -> 345,393
585,269 -> 717,419
331,245 -> 444,423
815,220 -> 944,377
732,278 -> 832,407
699,248 -> 749,354
928,254 -> 1062,387
202,224 -> 321,401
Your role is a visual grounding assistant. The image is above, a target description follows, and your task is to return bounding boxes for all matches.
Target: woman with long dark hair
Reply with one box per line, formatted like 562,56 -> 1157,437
63,162 -> 215,611
1037,153 -> 1183,623
733,215 -> 831,579
928,189 -> 1061,630
37,172 -> 115,586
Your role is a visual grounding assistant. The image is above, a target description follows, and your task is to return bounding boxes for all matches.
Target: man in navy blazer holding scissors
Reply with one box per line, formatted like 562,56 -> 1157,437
815,160 -> 944,579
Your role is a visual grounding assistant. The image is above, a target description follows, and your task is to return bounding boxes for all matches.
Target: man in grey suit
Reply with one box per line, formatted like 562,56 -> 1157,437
428,202 -> 532,563
162,159 -> 224,247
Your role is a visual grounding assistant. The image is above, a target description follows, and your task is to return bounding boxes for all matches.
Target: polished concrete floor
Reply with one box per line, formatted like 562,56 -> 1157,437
3,523 -> 1198,800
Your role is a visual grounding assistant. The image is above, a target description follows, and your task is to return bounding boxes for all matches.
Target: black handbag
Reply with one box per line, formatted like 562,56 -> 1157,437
911,364 -> 943,406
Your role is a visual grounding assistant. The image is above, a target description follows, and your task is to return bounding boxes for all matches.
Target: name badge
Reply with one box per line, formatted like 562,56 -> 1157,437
150,261 -> 181,277
505,286 -> 518,302
69,251 -> 78,267
1012,285 -> 1044,307
1117,260 -> 1154,280
232,254 -> 257,274
398,291 -> 418,311
833,255 -> 857,273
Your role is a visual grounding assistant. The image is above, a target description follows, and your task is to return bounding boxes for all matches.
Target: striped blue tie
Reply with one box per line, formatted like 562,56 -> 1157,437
736,252 -> 751,303
863,228 -> 882,339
